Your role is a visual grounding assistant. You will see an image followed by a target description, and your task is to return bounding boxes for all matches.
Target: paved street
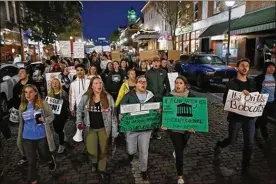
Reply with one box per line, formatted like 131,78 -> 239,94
1,85 -> 276,184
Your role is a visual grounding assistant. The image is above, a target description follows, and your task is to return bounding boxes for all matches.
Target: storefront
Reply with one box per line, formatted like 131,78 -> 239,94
133,30 -> 159,50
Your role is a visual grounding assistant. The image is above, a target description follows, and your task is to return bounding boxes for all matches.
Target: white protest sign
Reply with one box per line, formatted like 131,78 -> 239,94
120,104 -> 141,114
45,96 -> 63,114
59,41 -> 71,57
168,72 -> 178,91
73,42 -> 85,58
224,89 -> 269,117
94,46 -> 103,53
103,46 -> 111,52
45,72 -> 61,91
141,102 -> 161,111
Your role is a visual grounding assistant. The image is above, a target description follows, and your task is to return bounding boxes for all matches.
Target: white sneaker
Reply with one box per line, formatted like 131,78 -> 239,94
177,178 -> 185,184
173,151 -> 176,159
57,145 -> 65,154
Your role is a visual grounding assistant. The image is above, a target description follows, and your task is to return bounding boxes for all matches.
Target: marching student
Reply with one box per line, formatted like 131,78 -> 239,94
69,64 -> 90,117
120,75 -> 155,180
76,76 -> 118,183
17,84 -> 56,184
161,76 -> 195,184
214,59 -> 256,175
47,78 -> 69,154
87,64 -> 102,80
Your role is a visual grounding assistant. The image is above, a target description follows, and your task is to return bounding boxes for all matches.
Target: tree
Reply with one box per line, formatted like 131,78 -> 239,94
22,1 -> 81,45
151,1 -> 180,50
110,30 -> 120,42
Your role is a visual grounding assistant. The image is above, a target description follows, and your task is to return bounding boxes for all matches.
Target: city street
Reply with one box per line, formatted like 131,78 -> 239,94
1,85 -> 276,184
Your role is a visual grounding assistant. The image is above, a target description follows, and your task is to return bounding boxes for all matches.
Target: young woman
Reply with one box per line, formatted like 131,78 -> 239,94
136,60 -> 149,76
101,62 -> 113,84
48,78 -> 69,154
76,77 -> 118,183
17,84 -> 56,184
87,64 -> 101,80
161,76 -> 195,184
115,69 -> 136,107
120,59 -> 129,76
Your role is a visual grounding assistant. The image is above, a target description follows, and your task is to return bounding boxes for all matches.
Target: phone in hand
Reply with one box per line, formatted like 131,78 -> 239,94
34,111 -> 43,125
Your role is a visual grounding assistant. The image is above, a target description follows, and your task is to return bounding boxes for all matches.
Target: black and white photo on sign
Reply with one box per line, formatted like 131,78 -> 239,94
73,42 -> 85,58
224,89 -> 269,117
45,96 -> 63,114
45,72 -> 62,91
168,72 -> 178,91
59,41 -> 71,57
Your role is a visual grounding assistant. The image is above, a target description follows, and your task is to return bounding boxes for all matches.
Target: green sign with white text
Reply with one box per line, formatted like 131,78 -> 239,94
162,97 -> 208,132
120,111 -> 161,132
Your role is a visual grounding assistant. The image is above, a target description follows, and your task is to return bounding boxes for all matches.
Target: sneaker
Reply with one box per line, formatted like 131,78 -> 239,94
214,141 -> 222,156
155,132 -> 162,140
141,171 -> 149,180
17,156 -> 27,165
48,155 -> 56,171
99,172 -> 110,184
177,178 -> 185,184
57,145 -> 65,154
173,151 -> 176,159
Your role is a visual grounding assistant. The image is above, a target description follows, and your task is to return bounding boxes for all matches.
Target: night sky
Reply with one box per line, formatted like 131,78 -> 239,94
81,1 -> 146,41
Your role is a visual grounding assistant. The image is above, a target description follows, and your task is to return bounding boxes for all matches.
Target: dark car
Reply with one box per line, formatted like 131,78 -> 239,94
180,54 -> 237,87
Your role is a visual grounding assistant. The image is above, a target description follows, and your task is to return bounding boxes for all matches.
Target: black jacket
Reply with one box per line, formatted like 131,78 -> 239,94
106,70 -> 125,94
12,78 -> 34,109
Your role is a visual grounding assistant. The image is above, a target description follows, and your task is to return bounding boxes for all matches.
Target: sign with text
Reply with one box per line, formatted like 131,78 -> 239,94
103,45 -> 111,52
111,51 -> 121,61
120,103 -> 161,114
168,72 -> 178,91
120,110 -> 161,132
168,50 -> 180,61
73,42 -> 85,58
45,96 -> 63,114
224,90 -> 268,117
59,41 -> 71,57
45,72 -> 61,91
139,50 -> 158,61
162,97 -> 208,132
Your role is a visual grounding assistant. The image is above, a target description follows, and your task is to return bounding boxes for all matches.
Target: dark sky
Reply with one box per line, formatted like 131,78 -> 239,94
81,1 -> 145,40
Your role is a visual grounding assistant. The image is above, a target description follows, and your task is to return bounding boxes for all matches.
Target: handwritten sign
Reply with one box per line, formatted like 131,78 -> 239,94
168,50 -> 180,61
73,42 -> 85,58
120,111 -> 161,132
168,72 -> 178,91
103,46 -> 111,52
120,104 -> 140,114
224,90 -> 268,117
140,50 -> 158,61
111,51 -> 120,61
45,96 -> 63,114
45,72 -> 61,91
141,102 -> 160,111
94,46 -> 103,53
162,97 -> 208,132
59,41 -> 71,57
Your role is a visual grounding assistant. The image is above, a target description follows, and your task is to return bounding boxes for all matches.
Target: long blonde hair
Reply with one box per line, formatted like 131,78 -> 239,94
19,84 -> 43,112
48,78 -> 63,97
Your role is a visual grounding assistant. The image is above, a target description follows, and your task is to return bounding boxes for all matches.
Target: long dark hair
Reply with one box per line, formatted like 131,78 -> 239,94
85,76 -> 109,109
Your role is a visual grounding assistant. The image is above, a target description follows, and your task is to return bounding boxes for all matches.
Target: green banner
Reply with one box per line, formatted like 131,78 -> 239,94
162,97 -> 208,132
120,111 -> 161,132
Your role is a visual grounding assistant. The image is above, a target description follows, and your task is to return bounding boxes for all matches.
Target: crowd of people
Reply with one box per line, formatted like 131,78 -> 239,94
0,50 -> 275,184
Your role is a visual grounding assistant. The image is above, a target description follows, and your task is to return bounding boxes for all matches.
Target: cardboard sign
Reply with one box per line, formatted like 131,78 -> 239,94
168,50 -> 180,61
59,41 -> 71,57
168,72 -> 178,91
73,42 -> 85,58
111,51 -> 121,61
45,72 -> 61,91
224,90 -> 268,117
162,97 -> 208,132
140,50 -> 158,61
120,110 -> 161,132
45,96 -> 63,114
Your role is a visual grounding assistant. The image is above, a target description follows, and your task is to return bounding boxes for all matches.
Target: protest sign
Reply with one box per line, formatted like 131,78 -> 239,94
45,72 -> 61,91
45,96 -> 63,114
94,46 -> 103,53
120,104 -> 141,114
168,72 -> 178,91
168,50 -> 180,61
73,42 -> 85,58
59,41 -> 71,57
103,46 -> 111,52
120,110 -> 161,132
139,50 -> 158,61
224,90 -> 268,117
162,97 -> 208,132
111,51 -> 120,61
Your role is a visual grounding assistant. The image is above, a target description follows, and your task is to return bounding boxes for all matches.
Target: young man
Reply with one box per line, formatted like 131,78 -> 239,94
214,58 -> 256,175
145,55 -> 170,139
69,64 -> 90,117
254,62 -> 276,144
120,76 -> 155,180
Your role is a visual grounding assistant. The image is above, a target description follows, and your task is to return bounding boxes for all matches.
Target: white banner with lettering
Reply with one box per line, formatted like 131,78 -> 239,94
224,89 -> 269,117
59,41 -> 71,57
73,42 -> 85,58
45,96 -> 63,114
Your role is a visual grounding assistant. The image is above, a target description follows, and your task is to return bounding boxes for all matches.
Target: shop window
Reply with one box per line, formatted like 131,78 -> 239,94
213,1 -> 221,14
194,1 -> 199,21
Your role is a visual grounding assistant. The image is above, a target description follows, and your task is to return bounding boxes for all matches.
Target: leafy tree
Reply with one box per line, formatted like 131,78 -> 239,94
110,30 -> 120,42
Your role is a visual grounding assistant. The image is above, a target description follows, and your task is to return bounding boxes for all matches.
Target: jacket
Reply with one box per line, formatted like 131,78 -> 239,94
12,78 -> 34,109
106,70 -> 125,94
76,93 -> 119,138
69,77 -> 90,111
17,101 -> 55,154
115,81 -> 132,107
145,68 -> 171,102
120,89 -> 155,106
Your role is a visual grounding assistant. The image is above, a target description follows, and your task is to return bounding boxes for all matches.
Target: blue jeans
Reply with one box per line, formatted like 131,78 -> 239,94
219,119 -> 255,167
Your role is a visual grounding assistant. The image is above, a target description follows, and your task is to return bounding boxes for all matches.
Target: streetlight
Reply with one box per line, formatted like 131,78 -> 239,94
70,36 -> 73,40
225,1 -> 235,65
154,25 -> 160,32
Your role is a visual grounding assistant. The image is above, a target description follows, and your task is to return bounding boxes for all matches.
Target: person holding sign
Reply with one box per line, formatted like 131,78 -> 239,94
47,78 -> 69,154
215,59 -> 257,175
161,76 -> 195,184
76,77 -> 118,183
254,62 -> 276,144
120,76 -> 156,181
17,85 -> 56,184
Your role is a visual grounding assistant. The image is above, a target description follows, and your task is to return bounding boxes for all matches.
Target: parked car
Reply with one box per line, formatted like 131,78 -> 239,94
0,64 -> 19,119
180,54 -> 237,87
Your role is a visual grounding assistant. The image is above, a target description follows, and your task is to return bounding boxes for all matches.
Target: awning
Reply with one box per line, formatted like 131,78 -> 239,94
199,19 -> 237,38
231,6 -> 276,35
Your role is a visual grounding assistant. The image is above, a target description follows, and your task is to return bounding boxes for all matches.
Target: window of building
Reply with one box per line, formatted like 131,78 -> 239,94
8,1 -> 15,23
213,1 -> 221,14
0,2 -> 7,22
194,1 -> 199,21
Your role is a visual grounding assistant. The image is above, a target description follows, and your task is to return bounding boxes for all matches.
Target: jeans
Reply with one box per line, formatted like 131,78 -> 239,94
171,132 -> 191,176
218,119 -> 255,168
126,131 -> 151,172
22,138 -> 51,182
